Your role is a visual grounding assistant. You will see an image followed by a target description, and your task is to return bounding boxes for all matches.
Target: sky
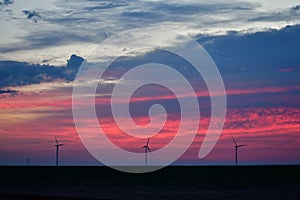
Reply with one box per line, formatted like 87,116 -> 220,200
0,0 -> 300,166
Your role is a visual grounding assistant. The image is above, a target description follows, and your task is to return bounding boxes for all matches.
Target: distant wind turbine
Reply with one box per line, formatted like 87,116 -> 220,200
232,137 -> 246,166
142,138 -> 151,166
25,157 -> 29,166
54,136 -> 64,166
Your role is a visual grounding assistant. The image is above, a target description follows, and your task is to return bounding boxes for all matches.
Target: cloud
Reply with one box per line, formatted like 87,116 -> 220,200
23,31 -> 93,49
277,68 -> 299,72
1,0 -> 299,58
197,24 -> 300,82
148,1 -> 256,14
0,0 -> 13,6
22,10 -> 41,23
108,1 -> 258,30
83,1 -> 127,11
1,24 -> 300,91
0,54 -> 83,89
0,89 -> 17,95
291,5 -> 300,12
248,5 -> 300,22
224,107 -> 300,136
0,0 -> 13,16
0,31 -> 96,53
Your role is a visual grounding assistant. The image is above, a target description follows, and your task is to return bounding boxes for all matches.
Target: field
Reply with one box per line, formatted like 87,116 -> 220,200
0,166 -> 299,199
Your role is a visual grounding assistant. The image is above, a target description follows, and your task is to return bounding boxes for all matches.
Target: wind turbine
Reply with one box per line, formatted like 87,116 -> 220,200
142,138 -> 151,166
54,136 -> 64,166
232,137 -> 246,166
25,157 -> 29,166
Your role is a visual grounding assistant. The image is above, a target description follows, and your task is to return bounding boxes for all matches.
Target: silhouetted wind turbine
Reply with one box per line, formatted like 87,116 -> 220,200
54,136 -> 64,166
25,157 -> 29,166
142,138 -> 151,166
232,137 -> 246,166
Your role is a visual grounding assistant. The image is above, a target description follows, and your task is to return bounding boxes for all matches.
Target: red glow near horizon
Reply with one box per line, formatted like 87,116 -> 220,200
0,82 -> 300,165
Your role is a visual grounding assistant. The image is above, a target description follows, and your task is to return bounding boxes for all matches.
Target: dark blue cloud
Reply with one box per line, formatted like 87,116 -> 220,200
197,25 -> 300,82
0,89 -> 17,94
0,54 -> 83,89
0,0 -> 13,6
291,5 -> 300,12
22,10 -> 41,23
148,2 -> 256,15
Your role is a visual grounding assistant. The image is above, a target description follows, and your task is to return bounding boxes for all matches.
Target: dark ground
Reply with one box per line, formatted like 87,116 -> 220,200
0,166 -> 299,199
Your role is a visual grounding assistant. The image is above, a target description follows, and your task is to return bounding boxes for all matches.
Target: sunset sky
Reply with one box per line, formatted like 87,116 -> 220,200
0,0 -> 300,166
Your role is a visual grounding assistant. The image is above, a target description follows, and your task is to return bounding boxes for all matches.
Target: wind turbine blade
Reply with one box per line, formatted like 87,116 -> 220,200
146,138 -> 150,146
54,136 -> 58,145
147,147 -> 151,152
232,136 -> 237,146
238,144 -> 246,147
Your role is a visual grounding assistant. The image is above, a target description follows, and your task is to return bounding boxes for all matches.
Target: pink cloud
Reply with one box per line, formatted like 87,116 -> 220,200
1,81 -> 300,164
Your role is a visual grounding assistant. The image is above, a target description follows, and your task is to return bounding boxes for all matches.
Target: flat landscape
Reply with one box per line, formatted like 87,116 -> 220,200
0,166 -> 299,199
